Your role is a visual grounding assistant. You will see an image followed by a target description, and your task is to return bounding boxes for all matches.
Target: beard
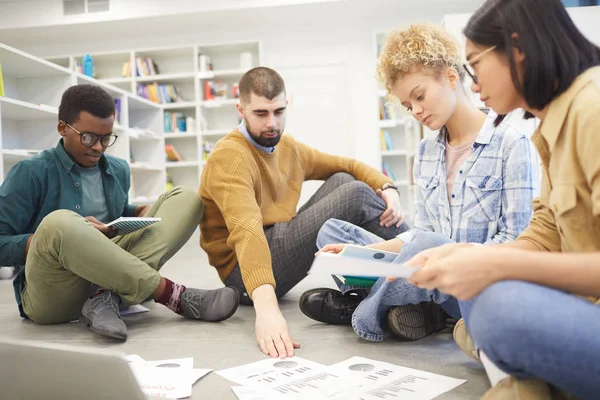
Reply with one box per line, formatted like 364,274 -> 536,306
245,119 -> 282,147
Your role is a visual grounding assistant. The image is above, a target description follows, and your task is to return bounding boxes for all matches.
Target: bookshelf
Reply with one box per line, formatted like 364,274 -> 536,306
374,32 -> 422,220
0,43 -> 165,206
45,41 -> 262,189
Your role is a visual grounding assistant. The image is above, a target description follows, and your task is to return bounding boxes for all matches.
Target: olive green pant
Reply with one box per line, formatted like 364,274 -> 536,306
21,186 -> 203,324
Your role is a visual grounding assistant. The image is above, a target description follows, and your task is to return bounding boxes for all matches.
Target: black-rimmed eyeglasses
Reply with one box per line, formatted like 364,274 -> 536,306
64,122 -> 118,148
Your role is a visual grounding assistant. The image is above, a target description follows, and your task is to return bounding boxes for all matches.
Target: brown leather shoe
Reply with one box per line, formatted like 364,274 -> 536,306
453,318 -> 480,363
482,377 -> 552,400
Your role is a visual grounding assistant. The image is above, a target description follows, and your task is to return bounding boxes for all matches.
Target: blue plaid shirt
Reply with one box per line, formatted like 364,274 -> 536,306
411,113 -> 539,244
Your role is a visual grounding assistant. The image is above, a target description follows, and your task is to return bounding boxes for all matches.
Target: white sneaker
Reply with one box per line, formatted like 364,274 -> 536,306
0,267 -> 15,280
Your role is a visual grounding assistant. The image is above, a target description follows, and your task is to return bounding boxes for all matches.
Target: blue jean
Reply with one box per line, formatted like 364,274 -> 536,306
466,281 -> 600,399
316,219 -> 462,342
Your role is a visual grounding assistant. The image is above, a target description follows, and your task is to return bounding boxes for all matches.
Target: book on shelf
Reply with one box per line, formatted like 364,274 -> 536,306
164,112 -> 189,133
137,83 -> 182,104
380,130 -> 393,151
204,80 -> 228,101
135,57 -> 159,77
114,98 -> 122,125
165,144 -> 183,162
379,97 -> 396,120
382,162 -> 397,181
122,60 -> 132,78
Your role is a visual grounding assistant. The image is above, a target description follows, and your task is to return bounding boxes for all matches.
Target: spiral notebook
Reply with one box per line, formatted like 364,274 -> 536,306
107,217 -> 161,235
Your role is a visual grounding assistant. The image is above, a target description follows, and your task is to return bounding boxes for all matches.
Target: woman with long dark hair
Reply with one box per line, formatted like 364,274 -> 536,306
405,0 -> 600,397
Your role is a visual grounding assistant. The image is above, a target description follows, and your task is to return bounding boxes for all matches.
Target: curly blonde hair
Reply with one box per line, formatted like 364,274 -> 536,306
377,23 -> 465,96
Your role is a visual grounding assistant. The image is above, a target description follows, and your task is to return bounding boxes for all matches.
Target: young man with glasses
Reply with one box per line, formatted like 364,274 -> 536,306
0,84 -> 239,340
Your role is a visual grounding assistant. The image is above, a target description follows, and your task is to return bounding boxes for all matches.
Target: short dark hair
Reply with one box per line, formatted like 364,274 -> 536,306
465,0 -> 600,123
239,67 -> 286,104
58,84 -> 115,124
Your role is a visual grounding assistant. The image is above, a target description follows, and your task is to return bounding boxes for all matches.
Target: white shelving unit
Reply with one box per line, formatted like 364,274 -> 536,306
45,41 -> 262,189
0,43 -> 165,205
374,32 -> 422,219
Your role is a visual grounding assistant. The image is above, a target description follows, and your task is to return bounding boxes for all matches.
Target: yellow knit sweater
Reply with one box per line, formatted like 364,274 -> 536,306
199,130 -> 393,297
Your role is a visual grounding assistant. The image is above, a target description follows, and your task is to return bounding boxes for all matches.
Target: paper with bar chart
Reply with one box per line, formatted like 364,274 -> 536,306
217,357 -> 346,399
223,356 -> 466,400
326,356 -> 467,400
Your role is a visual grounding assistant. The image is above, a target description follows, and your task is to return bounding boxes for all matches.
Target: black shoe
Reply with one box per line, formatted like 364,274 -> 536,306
387,302 -> 449,341
299,288 -> 363,325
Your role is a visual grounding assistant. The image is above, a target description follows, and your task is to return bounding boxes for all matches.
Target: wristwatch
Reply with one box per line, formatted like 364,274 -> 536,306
382,183 -> 400,193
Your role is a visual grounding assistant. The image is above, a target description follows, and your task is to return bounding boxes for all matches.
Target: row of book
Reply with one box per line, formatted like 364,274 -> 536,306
204,81 -> 240,101
379,130 -> 394,151
165,144 -> 184,162
164,112 -> 192,133
137,83 -> 182,104
165,142 -> 218,163
379,98 -> 397,120
382,162 -> 397,181
121,57 -> 160,78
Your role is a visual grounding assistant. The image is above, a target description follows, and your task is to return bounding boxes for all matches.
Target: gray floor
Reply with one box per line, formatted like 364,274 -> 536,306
0,230 -> 489,399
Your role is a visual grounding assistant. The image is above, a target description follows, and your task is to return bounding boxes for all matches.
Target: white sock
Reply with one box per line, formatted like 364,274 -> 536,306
480,350 -> 510,386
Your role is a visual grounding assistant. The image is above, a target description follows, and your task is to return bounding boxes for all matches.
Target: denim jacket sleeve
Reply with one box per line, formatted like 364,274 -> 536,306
485,135 -> 539,244
0,163 -> 40,266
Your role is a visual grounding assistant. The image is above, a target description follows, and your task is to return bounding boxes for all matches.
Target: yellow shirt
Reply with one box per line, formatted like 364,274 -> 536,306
517,66 -> 600,303
199,130 -> 393,297
517,66 -> 600,254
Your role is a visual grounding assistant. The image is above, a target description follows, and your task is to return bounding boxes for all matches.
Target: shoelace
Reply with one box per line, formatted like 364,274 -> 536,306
99,292 -> 121,316
181,290 -> 207,318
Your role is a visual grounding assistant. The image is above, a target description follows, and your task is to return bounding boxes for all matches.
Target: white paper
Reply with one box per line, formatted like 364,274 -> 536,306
309,252 -> 418,278
137,357 -> 195,369
217,357 -> 343,398
326,357 -> 467,400
120,304 -> 150,316
231,386 -> 268,400
127,356 -> 211,399
123,354 -> 146,363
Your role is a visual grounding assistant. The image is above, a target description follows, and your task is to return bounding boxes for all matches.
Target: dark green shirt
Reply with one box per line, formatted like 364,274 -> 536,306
0,140 -> 136,316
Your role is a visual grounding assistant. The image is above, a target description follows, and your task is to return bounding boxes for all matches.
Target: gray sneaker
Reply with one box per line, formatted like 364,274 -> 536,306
179,287 -> 239,322
80,291 -> 128,341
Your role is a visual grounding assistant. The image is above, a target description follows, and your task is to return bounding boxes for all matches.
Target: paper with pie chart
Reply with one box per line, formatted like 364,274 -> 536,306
326,356 -> 467,400
221,356 -> 466,400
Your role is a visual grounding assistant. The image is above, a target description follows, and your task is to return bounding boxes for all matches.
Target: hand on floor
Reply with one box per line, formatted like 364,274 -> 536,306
255,309 -> 300,359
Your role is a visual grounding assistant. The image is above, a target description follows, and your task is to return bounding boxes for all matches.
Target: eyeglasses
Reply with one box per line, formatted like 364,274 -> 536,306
463,45 -> 497,85
64,122 -> 118,148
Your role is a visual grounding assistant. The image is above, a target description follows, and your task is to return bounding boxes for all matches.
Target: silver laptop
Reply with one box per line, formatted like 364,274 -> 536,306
0,339 -> 161,400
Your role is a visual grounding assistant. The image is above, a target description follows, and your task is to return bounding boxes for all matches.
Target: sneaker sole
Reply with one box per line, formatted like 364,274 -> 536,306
387,303 -> 448,341
79,315 -> 127,341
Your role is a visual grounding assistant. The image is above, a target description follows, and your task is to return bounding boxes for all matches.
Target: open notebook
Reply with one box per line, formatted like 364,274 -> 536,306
107,217 -> 161,235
